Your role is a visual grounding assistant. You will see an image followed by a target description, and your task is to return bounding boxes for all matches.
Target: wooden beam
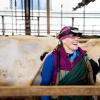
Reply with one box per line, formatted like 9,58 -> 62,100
0,86 -> 100,97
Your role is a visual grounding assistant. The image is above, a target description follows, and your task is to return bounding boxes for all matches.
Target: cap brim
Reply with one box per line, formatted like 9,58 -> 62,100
71,29 -> 82,33
71,32 -> 82,37
71,29 -> 82,36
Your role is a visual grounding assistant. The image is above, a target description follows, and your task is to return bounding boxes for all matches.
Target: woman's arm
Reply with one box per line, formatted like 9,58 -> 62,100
40,53 -> 54,100
41,53 -> 54,85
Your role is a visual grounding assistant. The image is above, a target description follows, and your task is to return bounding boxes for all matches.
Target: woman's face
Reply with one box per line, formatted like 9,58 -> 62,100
62,34 -> 80,52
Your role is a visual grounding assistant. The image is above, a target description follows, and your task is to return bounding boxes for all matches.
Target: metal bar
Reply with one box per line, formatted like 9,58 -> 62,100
0,86 -> 100,97
37,0 -> 40,36
72,17 -> 74,27
2,16 -> 5,35
61,4 -> 63,28
24,0 -> 31,35
21,0 -> 24,20
46,0 -> 50,34
15,0 -> 17,34
10,0 -> 14,35
83,6 -> 85,34
32,0 -> 34,20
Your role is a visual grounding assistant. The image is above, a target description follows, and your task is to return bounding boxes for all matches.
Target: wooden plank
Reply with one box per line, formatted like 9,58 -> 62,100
0,85 -> 100,97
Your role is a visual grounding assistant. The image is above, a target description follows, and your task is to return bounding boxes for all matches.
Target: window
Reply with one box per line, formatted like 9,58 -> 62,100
16,0 -> 46,10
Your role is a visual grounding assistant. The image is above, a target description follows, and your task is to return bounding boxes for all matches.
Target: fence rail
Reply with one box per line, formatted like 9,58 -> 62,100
0,11 -> 100,36
0,85 -> 100,97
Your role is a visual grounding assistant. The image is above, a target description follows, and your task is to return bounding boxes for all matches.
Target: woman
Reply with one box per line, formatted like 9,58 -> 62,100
41,26 -> 94,100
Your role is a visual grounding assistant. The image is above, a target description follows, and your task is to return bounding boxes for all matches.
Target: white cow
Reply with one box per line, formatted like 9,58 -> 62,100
0,36 -> 58,86
0,36 -> 100,85
81,39 -> 100,84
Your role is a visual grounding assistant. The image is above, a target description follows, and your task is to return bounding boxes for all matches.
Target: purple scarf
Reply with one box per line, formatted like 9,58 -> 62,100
51,46 -> 86,85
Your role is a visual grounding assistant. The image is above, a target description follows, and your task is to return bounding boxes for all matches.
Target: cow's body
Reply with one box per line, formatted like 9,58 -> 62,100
0,36 -> 58,86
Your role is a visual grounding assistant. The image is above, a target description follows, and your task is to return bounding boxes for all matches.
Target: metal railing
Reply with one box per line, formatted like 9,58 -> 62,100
0,11 -> 100,36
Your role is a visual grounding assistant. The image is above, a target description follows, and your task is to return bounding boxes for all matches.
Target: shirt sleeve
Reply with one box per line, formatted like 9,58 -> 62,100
40,53 -> 54,100
41,53 -> 54,85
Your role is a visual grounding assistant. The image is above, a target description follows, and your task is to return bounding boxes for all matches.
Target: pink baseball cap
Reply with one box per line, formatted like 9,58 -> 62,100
57,26 -> 82,40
